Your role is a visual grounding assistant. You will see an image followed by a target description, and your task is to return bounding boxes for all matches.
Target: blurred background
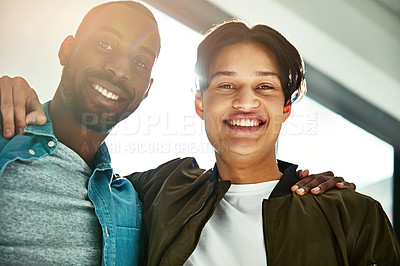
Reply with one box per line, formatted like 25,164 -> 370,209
1,0 -> 399,230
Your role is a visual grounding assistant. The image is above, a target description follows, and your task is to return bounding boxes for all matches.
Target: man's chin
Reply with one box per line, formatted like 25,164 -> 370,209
74,109 -> 118,133
80,121 -> 116,134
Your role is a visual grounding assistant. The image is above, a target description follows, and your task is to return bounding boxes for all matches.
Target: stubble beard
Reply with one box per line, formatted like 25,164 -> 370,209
59,65 -> 123,133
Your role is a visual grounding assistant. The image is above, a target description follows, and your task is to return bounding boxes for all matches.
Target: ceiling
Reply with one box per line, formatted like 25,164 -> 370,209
374,0 -> 400,18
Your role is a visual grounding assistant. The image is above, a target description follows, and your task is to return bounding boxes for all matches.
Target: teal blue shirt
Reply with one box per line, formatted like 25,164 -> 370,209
0,101 -> 145,265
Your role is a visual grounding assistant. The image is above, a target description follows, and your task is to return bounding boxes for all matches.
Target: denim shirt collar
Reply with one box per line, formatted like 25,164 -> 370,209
24,101 -> 112,171
24,101 -> 54,138
0,101 -> 144,265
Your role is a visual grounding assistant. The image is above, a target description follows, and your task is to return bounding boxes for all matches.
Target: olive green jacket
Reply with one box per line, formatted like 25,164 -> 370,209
128,158 -> 400,266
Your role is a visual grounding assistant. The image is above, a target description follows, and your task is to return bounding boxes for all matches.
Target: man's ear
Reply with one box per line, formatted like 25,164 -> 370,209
195,91 -> 204,120
283,102 -> 292,122
58,35 -> 76,66
144,78 -> 153,99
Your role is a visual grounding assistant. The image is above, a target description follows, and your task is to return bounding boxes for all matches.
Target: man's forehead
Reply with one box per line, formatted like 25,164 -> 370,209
81,4 -> 160,55
89,4 -> 155,30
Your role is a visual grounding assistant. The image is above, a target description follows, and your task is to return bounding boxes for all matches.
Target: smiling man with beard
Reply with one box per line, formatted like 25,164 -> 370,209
50,2 -> 160,166
0,1 -> 160,265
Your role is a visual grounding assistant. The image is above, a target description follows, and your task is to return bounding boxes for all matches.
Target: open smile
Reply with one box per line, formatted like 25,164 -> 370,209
92,83 -> 120,100
223,116 -> 266,132
227,118 -> 264,127
88,77 -> 129,102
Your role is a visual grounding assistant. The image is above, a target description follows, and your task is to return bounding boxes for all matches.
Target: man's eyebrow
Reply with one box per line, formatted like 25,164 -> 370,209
135,46 -> 157,59
94,26 -> 157,58
255,71 -> 280,78
210,71 -> 280,81
96,25 -> 123,39
209,71 -> 237,81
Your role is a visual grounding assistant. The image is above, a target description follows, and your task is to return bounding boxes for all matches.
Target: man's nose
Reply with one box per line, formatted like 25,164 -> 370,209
104,56 -> 130,80
232,87 -> 260,110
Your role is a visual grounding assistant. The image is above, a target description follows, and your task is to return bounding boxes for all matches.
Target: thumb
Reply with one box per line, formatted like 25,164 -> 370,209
25,93 -> 46,125
26,110 -> 47,125
299,169 -> 309,179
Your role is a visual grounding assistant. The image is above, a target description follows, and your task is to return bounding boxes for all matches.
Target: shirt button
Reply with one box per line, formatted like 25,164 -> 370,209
48,140 -> 55,148
28,149 -> 35,155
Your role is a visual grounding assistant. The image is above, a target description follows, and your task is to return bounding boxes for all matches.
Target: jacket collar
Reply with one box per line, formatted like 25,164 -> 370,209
270,161 -> 299,198
211,160 -> 300,199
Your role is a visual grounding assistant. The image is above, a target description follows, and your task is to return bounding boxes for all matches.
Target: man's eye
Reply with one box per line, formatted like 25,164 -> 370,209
134,60 -> 147,69
218,84 -> 234,89
98,41 -> 112,51
257,84 -> 274,90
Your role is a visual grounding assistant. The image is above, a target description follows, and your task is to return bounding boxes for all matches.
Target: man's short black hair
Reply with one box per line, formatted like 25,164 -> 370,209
75,1 -> 161,56
195,20 -> 306,105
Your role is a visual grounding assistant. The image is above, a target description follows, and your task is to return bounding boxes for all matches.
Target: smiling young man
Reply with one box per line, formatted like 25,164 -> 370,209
198,41 -> 287,185
0,1 -> 160,264
126,21 -> 400,265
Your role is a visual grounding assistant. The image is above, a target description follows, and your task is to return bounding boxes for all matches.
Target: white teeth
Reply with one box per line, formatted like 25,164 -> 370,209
93,84 -> 120,101
229,119 -> 260,127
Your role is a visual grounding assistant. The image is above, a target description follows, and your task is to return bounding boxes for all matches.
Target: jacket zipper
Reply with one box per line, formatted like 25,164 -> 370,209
157,180 -> 219,265
262,199 -> 270,266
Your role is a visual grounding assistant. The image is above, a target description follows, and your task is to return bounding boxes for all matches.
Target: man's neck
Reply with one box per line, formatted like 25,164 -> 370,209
48,98 -> 108,169
215,151 -> 282,184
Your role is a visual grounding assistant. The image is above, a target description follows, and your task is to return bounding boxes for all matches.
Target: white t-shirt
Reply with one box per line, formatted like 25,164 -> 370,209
184,179 -> 279,266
